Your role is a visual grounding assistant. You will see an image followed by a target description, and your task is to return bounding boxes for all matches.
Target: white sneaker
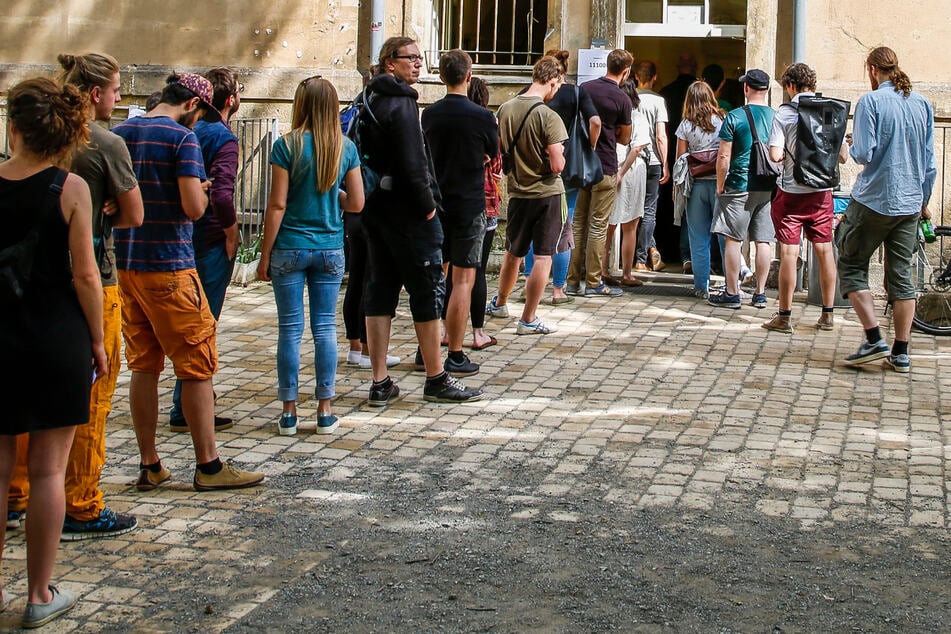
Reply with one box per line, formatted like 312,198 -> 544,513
516,318 -> 556,335
346,350 -> 362,366
485,296 -> 510,318
357,354 -> 400,369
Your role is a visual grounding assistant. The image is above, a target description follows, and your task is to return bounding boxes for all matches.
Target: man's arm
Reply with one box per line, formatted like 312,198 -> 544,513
208,140 -> 240,259
716,140 -> 732,195
546,142 -> 566,174
848,99 -> 876,165
921,102 -> 938,210
615,123 -> 632,147
588,115 -> 602,149
110,186 -> 144,228
178,176 -> 209,220
655,122 -> 670,184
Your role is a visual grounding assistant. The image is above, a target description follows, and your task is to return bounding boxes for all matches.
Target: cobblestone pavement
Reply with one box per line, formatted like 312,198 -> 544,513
2,277 -> 950,632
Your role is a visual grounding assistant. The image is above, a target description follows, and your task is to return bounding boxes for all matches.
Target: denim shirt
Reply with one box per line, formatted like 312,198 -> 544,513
849,81 -> 937,216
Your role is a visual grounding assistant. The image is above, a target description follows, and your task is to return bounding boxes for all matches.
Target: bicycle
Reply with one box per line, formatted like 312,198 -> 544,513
911,223 -> 951,335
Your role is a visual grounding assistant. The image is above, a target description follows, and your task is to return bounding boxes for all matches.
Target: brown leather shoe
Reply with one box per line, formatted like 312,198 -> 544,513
649,248 -> 666,271
762,312 -> 794,334
816,312 -> 834,330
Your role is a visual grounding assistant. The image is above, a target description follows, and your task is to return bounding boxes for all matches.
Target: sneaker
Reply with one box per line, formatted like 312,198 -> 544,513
317,414 -> 339,434
843,339 -> 890,366
683,260 -> 693,274
368,379 -> 400,407
649,248 -> 666,271
444,353 -> 480,377
136,465 -> 172,491
762,312 -> 794,334
193,461 -> 265,491
6,510 -> 25,530
740,267 -> 754,283
21,585 -> 76,629
169,415 -> 234,433
751,292 -> 768,309
61,508 -> 137,542
707,290 -> 741,309
357,353 -> 400,369
485,296 -> 509,318
424,374 -> 484,403
584,283 -> 623,297
516,318 -> 557,335
691,288 -> 708,299
346,350 -> 362,365
885,353 -> 911,373
816,312 -> 834,330
278,412 -> 297,436
564,284 -> 582,296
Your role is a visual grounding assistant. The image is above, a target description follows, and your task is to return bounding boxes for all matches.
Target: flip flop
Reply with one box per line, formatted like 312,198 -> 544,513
620,278 -> 644,287
471,336 -> 498,351
552,295 -> 575,305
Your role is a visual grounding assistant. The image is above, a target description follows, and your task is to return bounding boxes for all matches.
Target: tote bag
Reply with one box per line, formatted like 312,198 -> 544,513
561,86 -> 604,189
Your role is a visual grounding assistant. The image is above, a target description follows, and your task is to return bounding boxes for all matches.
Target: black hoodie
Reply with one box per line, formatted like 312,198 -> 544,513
361,73 -> 440,219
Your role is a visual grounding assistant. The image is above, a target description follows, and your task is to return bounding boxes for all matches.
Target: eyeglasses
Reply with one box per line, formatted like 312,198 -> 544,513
236,82 -> 245,94
393,54 -> 425,63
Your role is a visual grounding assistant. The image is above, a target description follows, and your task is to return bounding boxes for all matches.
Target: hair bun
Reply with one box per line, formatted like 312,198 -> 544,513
57,53 -> 77,70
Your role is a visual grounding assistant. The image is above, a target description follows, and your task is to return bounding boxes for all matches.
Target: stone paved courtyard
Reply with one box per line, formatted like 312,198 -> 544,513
1,275 -> 950,632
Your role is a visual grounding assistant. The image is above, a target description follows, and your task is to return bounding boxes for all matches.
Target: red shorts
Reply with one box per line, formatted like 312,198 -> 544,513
770,189 -> 834,245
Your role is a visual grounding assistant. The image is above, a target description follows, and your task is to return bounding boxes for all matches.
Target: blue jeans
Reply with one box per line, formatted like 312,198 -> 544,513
170,244 -> 235,422
270,248 -> 345,402
524,188 -> 578,287
685,180 -> 718,291
635,165 -> 662,264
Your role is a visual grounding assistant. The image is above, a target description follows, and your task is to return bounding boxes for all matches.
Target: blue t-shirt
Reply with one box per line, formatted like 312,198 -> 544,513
112,116 -> 206,271
270,134 -> 360,250
719,104 -> 775,192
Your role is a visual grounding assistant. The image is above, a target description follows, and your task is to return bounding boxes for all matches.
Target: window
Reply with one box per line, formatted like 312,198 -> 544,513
436,0 -> 547,68
624,0 -> 746,37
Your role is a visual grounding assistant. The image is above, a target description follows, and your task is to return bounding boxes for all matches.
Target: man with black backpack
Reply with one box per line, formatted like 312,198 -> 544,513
762,63 -> 849,334
709,69 -> 777,310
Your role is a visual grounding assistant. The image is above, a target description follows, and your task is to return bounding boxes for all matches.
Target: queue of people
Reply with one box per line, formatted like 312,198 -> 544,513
0,42 -> 935,628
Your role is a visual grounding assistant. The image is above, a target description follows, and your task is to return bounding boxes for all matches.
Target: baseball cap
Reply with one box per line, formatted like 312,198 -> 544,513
173,73 -> 222,122
739,69 -> 770,90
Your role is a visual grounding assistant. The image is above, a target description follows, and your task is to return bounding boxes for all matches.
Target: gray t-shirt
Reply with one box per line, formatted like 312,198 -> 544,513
636,89 -> 668,167
768,93 -> 830,194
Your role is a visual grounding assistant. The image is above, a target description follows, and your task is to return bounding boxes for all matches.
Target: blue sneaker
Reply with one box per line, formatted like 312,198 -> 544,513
885,353 -> 911,373
751,292 -> 767,308
317,414 -> 339,434
564,284 -> 582,296
485,296 -> 509,318
61,507 -> 137,541
278,412 -> 298,436
708,290 -> 741,309
6,510 -> 25,530
844,339 -> 890,366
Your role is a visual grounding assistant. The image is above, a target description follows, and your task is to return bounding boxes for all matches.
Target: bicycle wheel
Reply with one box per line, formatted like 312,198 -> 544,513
913,226 -> 951,335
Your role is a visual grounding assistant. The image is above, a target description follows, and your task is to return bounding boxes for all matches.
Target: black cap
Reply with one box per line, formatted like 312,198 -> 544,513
739,69 -> 770,90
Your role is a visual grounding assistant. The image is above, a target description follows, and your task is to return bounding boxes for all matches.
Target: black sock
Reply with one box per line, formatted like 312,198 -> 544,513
197,458 -> 223,475
893,340 -> 909,356
865,326 -> 882,344
779,309 -> 792,316
822,306 -> 834,313
448,350 -> 465,363
426,371 -> 448,384
372,376 -> 392,389
140,461 -> 163,473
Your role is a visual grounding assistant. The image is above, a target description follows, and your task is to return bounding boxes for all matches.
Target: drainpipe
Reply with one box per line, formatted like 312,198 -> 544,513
370,0 -> 384,70
792,0 -> 806,62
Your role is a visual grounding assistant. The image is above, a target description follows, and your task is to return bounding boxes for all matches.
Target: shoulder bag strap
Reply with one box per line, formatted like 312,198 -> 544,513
508,102 -> 544,153
743,105 -> 762,143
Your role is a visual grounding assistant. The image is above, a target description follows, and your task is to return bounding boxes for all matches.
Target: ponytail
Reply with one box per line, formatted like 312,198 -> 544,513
891,68 -> 912,97
7,78 -> 89,165
866,46 -> 912,97
57,52 -> 120,93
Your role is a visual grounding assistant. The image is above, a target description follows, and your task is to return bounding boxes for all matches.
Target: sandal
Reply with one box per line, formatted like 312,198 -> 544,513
471,336 -> 498,351
583,284 -> 623,297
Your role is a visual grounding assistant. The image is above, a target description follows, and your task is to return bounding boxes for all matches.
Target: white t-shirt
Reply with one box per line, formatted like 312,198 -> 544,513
636,89 -> 668,166
675,115 -> 724,154
768,92 -> 830,194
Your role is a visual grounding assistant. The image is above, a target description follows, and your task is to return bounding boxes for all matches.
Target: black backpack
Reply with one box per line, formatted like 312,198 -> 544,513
347,90 -> 385,199
788,93 -> 850,189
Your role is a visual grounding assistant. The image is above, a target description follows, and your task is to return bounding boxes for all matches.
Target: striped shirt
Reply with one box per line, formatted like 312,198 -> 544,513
112,115 -> 206,271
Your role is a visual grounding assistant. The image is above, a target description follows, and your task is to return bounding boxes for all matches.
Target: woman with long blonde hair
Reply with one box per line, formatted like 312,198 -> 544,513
675,80 -> 725,297
258,76 -> 364,436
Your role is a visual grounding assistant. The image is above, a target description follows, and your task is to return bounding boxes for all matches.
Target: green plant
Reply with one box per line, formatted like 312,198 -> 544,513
236,233 -> 263,264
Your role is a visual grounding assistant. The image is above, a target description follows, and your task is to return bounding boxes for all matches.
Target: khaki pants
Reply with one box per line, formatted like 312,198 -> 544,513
8,285 -> 123,521
567,174 -> 617,288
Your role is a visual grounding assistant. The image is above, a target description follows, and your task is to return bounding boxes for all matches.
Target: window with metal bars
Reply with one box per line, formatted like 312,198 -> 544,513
435,0 -> 548,68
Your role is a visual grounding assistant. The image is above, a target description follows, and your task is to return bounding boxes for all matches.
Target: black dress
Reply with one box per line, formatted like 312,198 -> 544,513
0,166 -> 93,434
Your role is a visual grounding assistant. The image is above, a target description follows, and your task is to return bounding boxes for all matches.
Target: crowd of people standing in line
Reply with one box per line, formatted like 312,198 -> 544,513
0,39 -> 935,628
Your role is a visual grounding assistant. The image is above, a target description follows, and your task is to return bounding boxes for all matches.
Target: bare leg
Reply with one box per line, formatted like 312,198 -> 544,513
495,252 -> 522,305
415,319 -> 443,377
0,436 -> 13,600
847,289 -> 879,330
620,219 -> 639,280
813,242 -> 838,308
723,236 -> 742,295
129,371 -> 160,466
25,425 -> 76,604
180,379 -> 219,464
522,255 -> 552,323
777,243 -> 799,310
754,241 -> 772,294
604,224 -> 618,276
365,315 -> 392,383
892,298 -> 915,342
446,266 -> 476,353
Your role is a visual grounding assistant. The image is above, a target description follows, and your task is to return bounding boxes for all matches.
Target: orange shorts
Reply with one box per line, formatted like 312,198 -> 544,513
117,269 -> 218,380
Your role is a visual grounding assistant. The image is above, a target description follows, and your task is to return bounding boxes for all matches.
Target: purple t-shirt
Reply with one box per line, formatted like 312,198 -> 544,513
113,116 -> 206,271
580,76 -> 633,176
